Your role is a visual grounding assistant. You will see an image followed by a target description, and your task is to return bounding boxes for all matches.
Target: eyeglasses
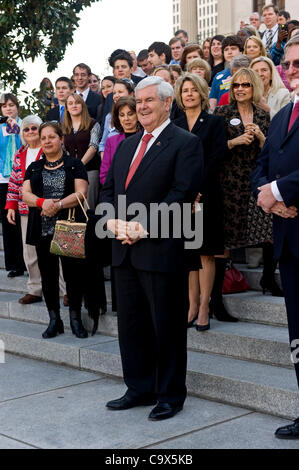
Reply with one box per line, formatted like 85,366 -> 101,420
23,126 -> 38,132
232,82 -> 252,89
281,60 -> 299,71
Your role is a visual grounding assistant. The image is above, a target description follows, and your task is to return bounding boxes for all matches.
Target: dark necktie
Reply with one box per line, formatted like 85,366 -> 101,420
60,105 -> 65,122
265,29 -> 273,53
288,102 -> 299,133
125,133 -> 153,190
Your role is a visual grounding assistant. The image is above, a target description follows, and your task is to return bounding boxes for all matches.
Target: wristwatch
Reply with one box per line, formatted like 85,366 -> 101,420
58,200 -> 63,210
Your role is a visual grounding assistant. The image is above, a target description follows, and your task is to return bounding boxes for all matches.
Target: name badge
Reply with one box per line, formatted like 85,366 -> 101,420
230,118 -> 241,126
216,74 -> 224,80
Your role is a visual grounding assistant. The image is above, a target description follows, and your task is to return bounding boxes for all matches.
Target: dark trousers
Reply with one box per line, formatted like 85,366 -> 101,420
0,184 -> 25,272
114,260 -> 189,405
36,236 -> 86,313
279,243 -> 299,390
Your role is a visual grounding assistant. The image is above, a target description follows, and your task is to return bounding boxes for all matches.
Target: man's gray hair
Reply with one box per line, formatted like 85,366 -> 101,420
230,54 -> 251,73
284,35 -> 299,56
135,76 -> 174,101
250,11 -> 261,19
20,115 -> 43,145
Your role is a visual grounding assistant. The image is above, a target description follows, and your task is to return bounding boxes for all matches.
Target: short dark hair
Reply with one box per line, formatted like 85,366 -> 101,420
39,122 -> 63,139
108,49 -> 128,67
169,37 -> 185,47
111,52 -> 133,69
73,63 -> 91,75
0,93 -> 19,110
278,10 -> 290,20
55,77 -> 73,88
148,42 -> 172,64
222,35 -> 244,54
262,4 -> 279,15
175,29 -> 188,40
287,20 -> 299,28
137,49 -> 149,63
111,96 -> 137,133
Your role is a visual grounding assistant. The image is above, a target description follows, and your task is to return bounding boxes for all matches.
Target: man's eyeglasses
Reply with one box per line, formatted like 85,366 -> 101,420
281,60 -> 299,71
23,126 -> 38,133
232,82 -> 252,89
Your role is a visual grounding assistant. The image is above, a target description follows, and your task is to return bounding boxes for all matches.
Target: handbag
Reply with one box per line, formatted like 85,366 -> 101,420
222,260 -> 250,294
50,193 -> 90,259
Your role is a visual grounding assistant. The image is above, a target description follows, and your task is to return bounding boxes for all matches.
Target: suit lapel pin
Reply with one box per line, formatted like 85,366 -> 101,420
156,141 -> 161,146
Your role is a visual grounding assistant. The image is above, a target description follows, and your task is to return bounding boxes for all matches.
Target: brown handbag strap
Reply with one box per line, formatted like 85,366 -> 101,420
75,192 -> 90,222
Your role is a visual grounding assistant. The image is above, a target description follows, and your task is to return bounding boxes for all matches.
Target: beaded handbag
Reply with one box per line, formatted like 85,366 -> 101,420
50,193 -> 89,259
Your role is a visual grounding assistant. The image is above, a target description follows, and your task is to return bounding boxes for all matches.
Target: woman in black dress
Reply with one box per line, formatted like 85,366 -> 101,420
175,73 -> 231,330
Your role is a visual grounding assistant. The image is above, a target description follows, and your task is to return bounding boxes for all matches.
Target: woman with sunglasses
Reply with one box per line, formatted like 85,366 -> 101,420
213,69 -> 275,318
6,116 -> 44,304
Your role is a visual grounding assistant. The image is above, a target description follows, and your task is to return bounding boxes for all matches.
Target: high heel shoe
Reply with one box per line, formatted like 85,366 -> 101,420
187,313 -> 198,328
195,322 -> 210,332
42,311 -> 64,339
260,276 -> 283,297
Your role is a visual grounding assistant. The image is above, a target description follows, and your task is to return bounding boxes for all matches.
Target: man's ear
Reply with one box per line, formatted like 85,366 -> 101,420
160,53 -> 166,64
165,96 -> 173,112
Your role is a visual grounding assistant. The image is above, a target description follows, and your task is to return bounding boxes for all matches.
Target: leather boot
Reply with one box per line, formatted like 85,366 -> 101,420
69,310 -> 88,338
209,258 -> 238,322
42,311 -> 64,339
260,242 -> 283,296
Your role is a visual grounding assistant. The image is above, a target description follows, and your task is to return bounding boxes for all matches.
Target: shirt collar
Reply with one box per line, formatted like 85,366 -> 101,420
267,24 -> 278,33
294,94 -> 299,106
143,118 -> 171,140
76,87 -> 90,100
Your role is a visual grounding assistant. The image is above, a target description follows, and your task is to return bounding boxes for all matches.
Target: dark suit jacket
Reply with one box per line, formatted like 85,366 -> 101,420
46,106 -> 61,123
251,102 -> 299,259
85,90 -> 102,119
100,122 -> 203,272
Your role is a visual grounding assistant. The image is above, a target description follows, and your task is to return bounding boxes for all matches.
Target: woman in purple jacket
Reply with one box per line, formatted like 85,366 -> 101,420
100,96 -> 139,186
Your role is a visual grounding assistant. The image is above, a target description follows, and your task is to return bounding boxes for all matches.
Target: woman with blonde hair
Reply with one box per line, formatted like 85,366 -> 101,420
214,69 -> 281,305
187,58 -> 212,85
152,65 -> 175,86
62,93 -> 101,210
174,73 -> 228,329
244,36 -> 267,61
250,56 -> 290,119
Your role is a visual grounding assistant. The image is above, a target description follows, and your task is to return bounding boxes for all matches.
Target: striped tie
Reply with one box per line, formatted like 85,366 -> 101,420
265,29 -> 273,53
125,134 -> 153,190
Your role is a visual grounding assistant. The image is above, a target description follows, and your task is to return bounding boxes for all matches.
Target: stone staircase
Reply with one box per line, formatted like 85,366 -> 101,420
0,226 -> 298,420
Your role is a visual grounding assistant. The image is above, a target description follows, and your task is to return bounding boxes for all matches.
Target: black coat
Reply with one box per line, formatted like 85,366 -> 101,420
85,90 -> 102,119
46,106 -> 61,123
100,122 -> 203,272
174,110 -> 226,254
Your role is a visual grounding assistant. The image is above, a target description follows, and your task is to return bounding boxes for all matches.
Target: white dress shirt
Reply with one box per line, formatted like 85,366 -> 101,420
271,94 -> 299,201
262,24 -> 279,49
130,118 -> 171,167
75,87 -> 90,102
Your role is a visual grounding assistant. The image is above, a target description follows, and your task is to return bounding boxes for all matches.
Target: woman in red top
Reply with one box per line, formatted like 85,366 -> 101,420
6,115 -> 44,304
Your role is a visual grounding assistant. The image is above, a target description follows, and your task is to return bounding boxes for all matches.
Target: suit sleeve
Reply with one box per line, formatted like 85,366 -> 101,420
277,171 -> 299,207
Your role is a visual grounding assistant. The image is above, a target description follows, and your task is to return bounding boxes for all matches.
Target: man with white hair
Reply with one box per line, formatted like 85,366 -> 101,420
252,35 -> 299,439
101,76 -> 203,421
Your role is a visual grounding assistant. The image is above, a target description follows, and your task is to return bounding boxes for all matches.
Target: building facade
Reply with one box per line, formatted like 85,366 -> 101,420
173,0 -> 299,44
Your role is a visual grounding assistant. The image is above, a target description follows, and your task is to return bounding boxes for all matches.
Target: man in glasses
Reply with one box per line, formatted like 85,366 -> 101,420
252,35 -> 299,439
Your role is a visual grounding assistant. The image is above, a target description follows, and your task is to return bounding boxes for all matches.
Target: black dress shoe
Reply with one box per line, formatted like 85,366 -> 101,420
148,402 -> 183,421
7,270 -> 24,278
275,418 -> 299,439
195,322 -> 210,332
106,394 -> 157,410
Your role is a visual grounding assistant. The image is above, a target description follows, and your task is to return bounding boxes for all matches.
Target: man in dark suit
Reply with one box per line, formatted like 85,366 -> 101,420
73,63 -> 102,119
252,35 -> 299,439
46,77 -> 73,123
100,76 -> 203,420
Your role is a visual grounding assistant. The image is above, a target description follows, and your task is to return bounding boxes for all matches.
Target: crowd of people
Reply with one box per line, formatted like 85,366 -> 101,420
1,3 -> 299,434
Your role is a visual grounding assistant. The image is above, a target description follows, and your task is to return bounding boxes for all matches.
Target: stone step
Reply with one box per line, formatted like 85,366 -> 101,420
0,292 -> 291,369
0,236 -> 3,251
237,264 -> 281,292
0,317 -> 298,420
224,292 -> 287,327
0,252 -> 4,269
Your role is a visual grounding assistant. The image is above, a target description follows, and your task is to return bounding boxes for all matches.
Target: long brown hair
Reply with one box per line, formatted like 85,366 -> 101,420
62,93 -> 91,134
